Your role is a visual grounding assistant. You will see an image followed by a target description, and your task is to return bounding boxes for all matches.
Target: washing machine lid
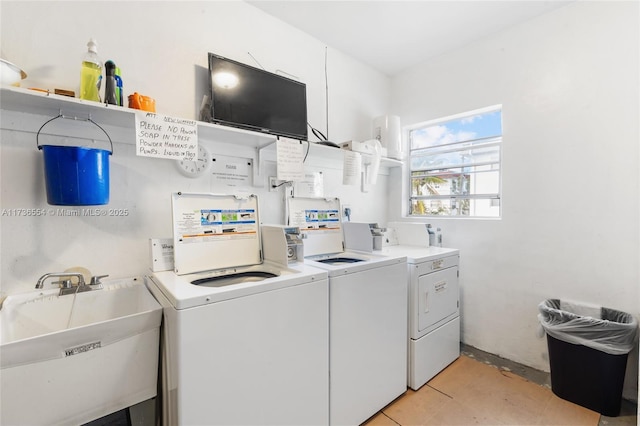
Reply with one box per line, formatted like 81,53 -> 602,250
172,192 -> 262,275
381,245 -> 459,264
387,221 -> 431,247
287,197 -> 343,257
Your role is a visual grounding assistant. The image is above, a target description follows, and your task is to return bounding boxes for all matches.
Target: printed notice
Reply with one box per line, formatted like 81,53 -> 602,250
276,137 -> 304,181
135,112 -> 198,160
212,155 -> 252,188
342,150 -> 361,185
294,172 -> 324,197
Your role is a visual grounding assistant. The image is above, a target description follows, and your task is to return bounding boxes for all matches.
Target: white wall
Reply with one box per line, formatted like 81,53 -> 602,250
390,1 -> 639,399
0,1 -> 392,296
4,0 -> 638,402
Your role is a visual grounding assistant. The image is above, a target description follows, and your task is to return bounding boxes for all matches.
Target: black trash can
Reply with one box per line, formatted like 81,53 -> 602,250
538,299 -> 638,417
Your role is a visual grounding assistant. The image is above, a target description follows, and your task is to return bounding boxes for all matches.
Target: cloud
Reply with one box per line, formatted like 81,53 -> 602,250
455,130 -> 477,141
460,114 -> 482,125
412,125 -> 477,149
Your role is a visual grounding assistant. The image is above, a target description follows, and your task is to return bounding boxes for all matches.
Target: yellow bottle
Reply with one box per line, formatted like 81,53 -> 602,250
80,38 -> 102,101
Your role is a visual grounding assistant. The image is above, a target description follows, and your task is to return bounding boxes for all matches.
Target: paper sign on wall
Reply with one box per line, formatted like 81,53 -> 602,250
276,137 -> 304,181
294,172 -> 324,197
342,150 -> 361,185
135,112 -> 198,160
211,155 -> 252,188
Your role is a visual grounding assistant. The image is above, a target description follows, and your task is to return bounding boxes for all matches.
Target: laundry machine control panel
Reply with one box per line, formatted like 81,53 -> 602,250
283,226 -> 304,263
427,255 -> 458,272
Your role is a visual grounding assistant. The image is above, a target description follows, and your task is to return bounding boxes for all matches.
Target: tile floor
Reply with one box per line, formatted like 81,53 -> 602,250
86,344 -> 637,426
364,345 -> 638,426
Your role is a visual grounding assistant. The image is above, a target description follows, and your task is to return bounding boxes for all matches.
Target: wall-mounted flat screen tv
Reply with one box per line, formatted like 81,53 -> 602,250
208,53 -> 308,140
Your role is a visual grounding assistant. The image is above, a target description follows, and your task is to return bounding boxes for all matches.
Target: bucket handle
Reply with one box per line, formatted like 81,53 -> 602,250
36,113 -> 113,155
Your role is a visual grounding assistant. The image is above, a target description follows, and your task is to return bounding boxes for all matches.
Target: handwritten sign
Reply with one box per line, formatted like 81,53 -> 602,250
135,112 -> 198,160
342,150 -> 361,185
276,137 -> 304,181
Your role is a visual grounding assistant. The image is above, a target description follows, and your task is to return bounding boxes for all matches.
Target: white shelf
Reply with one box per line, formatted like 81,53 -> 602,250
0,85 -> 403,169
303,142 -> 403,169
0,86 -> 277,147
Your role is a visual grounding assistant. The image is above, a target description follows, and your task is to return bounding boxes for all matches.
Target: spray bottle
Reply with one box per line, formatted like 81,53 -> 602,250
427,224 -> 436,247
436,227 -> 443,247
104,60 -> 117,105
115,67 -> 123,106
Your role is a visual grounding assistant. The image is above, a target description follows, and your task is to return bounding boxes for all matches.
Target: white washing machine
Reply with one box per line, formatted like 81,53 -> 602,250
287,197 -> 408,426
146,193 -> 329,426
379,222 -> 461,391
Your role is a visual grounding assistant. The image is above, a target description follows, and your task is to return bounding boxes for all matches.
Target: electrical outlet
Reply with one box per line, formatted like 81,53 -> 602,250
270,177 -> 293,195
269,177 -> 278,192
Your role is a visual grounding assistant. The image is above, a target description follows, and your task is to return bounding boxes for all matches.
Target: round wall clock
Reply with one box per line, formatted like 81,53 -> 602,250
177,145 -> 212,178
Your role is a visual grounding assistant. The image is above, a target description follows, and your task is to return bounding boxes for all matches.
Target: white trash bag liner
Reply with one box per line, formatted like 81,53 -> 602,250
538,299 -> 638,355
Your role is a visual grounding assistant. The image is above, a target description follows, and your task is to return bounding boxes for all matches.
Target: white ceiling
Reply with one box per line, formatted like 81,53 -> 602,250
247,1 -> 573,76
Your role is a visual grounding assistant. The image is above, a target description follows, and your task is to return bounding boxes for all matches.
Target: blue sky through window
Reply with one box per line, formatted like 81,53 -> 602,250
411,110 -> 502,150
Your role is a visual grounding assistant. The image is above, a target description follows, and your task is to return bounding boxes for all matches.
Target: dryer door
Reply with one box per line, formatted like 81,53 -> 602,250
417,266 -> 459,334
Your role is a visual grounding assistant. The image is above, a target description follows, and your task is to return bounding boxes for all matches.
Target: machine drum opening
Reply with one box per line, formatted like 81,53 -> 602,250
191,271 -> 279,287
317,257 -> 364,265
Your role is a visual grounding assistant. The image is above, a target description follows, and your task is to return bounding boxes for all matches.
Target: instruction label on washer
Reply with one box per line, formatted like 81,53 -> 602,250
290,209 -> 340,231
175,208 -> 257,243
431,259 -> 444,270
434,281 -> 448,293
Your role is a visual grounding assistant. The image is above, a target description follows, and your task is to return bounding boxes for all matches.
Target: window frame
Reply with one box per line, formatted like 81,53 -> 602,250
405,105 -> 503,219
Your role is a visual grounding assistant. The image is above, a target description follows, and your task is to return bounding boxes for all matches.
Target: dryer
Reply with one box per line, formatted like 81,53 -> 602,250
287,197 -> 408,426
147,193 -> 329,425
381,222 -> 460,390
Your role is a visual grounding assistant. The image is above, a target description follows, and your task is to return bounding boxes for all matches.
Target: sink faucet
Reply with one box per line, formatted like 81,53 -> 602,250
35,272 -> 86,290
36,272 -> 108,295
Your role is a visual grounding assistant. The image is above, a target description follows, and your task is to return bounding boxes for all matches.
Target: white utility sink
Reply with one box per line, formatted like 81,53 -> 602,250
0,276 -> 162,425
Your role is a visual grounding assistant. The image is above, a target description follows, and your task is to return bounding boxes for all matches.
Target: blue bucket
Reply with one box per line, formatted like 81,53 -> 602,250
41,145 -> 110,205
37,115 -> 113,206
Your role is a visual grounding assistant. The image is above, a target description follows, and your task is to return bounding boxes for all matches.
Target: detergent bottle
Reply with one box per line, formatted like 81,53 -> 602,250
80,38 -> 102,101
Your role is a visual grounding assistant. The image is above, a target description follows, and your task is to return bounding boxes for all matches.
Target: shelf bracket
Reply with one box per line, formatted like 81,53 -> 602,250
253,139 -> 278,186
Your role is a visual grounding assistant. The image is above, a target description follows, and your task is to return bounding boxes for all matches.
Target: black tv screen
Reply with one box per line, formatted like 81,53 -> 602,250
208,53 -> 308,140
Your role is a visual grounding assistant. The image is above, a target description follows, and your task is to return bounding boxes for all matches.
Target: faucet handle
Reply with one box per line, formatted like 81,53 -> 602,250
90,275 -> 109,286
54,279 -> 74,289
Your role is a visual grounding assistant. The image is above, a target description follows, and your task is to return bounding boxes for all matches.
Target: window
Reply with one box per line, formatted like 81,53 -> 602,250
408,107 -> 502,217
